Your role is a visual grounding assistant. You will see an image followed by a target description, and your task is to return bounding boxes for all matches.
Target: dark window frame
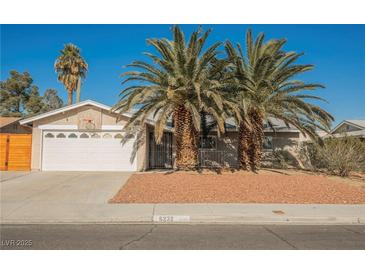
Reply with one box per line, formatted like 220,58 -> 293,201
199,135 -> 217,150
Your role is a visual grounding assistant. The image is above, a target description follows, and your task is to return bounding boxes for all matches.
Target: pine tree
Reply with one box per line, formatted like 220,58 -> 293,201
0,70 -> 33,117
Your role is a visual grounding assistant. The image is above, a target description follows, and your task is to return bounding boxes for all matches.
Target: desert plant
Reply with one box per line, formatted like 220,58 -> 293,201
272,148 -> 300,169
319,137 -> 365,176
301,137 -> 365,176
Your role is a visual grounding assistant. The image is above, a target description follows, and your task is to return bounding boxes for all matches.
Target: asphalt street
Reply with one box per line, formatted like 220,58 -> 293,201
1,224 -> 365,250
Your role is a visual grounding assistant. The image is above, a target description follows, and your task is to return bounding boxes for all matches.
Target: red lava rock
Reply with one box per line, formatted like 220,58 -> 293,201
109,170 -> 365,204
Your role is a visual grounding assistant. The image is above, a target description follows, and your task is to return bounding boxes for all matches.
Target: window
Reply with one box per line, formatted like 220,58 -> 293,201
102,133 -> 112,139
56,133 -> 66,138
263,136 -> 273,150
80,133 -> 89,138
91,133 -> 100,138
45,133 -> 54,138
68,133 -> 78,138
114,133 -> 123,139
199,136 -> 217,149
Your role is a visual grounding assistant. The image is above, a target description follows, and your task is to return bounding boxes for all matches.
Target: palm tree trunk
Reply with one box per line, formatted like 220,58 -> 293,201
76,77 -> 81,103
67,89 -> 73,105
174,106 -> 198,170
238,122 -> 251,170
249,110 -> 264,171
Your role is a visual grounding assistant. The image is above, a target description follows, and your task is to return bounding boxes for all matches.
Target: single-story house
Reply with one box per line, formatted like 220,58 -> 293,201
329,120 -> 365,140
0,117 -> 32,134
20,99 -> 309,172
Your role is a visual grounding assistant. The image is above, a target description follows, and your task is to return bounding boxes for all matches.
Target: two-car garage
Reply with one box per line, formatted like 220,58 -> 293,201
41,130 -> 137,171
19,100 -> 141,172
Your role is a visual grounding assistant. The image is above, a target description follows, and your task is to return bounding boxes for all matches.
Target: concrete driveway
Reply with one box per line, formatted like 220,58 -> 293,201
0,171 -> 145,223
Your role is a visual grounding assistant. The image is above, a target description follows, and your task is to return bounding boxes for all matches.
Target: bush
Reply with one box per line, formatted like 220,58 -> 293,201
300,137 -> 365,177
272,149 -> 300,169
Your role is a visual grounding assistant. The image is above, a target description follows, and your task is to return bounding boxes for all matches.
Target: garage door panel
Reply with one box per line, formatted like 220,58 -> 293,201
42,131 -> 137,171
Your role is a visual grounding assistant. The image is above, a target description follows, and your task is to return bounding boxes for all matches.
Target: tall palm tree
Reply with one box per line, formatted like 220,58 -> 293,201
225,30 -> 334,171
114,26 -> 235,170
55,43 -> 88,105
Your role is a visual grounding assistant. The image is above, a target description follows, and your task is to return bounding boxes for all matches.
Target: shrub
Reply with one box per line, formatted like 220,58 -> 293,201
300,137 -> 365,177
272,149 -> 300,169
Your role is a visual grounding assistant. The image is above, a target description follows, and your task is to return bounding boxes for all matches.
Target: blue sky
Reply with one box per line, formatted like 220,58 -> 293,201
1,24 -> 364,124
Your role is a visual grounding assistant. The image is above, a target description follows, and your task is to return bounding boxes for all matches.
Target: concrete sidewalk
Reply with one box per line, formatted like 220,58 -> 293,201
2,203 -> 364,224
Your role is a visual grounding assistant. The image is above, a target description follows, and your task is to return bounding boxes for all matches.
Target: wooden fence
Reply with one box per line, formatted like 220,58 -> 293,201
0,134 -> 32,171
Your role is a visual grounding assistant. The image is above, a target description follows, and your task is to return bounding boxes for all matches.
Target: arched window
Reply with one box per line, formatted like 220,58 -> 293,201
80,133 -> 89,138
56,133 -> 66,138
45,133 -> 54,138
114,133 -> 123,139
91,133 -> 100,138
68,133 -> 78,138
102,133 -> 112,139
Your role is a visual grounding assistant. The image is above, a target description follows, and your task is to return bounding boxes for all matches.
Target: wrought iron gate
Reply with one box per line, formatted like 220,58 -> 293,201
149,132 -> 173,169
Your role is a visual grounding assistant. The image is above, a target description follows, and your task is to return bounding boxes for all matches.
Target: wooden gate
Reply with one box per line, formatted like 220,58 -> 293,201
0,134 -> 32,171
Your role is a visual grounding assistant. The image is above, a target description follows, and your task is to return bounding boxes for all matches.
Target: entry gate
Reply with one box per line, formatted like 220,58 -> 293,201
148,132 -> 173,169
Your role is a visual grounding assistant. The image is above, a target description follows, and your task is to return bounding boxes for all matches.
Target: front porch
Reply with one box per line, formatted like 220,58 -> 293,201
146,130 -> 275,169
145,127 -> 301,170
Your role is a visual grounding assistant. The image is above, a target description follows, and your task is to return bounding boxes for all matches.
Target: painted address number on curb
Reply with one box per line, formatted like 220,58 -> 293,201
153,215 -> 191,223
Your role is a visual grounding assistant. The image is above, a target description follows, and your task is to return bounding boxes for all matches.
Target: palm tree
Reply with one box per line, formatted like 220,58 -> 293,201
55,43 -> 88,105
114,26 -> 235,170
224,30 -> 334,171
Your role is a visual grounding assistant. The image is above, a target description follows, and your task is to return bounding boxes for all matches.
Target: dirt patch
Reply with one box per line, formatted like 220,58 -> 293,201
109,170 -> 365,204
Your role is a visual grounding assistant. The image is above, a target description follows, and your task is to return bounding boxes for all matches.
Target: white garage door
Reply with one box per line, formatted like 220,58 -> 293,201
41,131 -> 137,171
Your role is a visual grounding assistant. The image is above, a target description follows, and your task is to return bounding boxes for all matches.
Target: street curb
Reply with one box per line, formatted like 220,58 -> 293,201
1,216 -> 364,225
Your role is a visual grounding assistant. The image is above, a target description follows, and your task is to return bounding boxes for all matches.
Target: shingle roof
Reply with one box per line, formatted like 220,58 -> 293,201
223,117 -> 299,132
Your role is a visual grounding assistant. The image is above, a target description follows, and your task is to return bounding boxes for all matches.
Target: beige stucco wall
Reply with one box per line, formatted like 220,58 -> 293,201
31,127 -> 42,170
136,124 -> 148,171
32,106 -> 129,128
30,105 -> 144,171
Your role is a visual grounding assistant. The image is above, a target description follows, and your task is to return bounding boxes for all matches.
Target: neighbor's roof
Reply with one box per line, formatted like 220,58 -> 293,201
330,129 -> 365,138
330,119 -> 365,133
0,117 -> 21,128
344,120 -> 365,128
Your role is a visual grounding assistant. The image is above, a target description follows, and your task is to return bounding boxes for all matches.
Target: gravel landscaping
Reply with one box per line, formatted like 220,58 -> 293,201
109,170 -> 365,204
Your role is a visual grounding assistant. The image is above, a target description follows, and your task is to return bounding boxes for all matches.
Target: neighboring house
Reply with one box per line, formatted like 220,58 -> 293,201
20,99 -> 308,172
0,117 -> 32,134
329,120 -> 365,140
